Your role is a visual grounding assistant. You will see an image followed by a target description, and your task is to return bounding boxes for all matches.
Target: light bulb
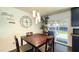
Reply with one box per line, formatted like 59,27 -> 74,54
32,10 -> 36,18
35,17 -> 38,24
37,12 -> 41,22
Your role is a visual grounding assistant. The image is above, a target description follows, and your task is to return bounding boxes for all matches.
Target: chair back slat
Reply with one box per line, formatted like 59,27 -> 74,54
14,36 -> 20,52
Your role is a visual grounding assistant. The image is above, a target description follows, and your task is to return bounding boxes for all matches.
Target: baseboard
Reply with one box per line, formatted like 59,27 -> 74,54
55,41 -> 72,48
9,49 -> 16,52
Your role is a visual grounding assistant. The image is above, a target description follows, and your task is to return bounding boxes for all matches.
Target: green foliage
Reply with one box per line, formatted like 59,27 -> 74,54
40,16 -> 48,32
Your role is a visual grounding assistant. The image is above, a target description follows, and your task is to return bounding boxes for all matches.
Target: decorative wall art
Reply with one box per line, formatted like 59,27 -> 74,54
1,12 -> 15,24
20,16 -> 32,28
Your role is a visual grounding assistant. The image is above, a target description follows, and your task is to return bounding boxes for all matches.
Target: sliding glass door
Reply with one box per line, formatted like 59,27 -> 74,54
48,22 -> 68,45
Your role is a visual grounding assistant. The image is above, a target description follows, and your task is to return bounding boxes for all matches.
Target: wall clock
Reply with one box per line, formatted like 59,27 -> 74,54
20,16 -> 32,28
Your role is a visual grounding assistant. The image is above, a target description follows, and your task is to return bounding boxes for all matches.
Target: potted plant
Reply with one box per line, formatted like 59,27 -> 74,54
40,16 -> 49,33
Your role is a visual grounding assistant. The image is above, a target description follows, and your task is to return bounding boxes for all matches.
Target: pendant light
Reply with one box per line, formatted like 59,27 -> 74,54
32,10 -> 41,24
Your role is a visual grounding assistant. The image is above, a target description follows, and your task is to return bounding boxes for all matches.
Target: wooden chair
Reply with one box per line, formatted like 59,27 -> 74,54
43,32 -> 48,35
48,31 -> 54,52
14,36 -> 32,52
26,32 -> 33,36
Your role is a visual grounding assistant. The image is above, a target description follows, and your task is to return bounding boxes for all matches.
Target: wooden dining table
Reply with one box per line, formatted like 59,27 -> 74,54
21,34 -> 54,52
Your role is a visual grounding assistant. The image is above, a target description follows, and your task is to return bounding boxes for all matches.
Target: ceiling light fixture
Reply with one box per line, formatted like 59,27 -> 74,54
32,10 -> 41,24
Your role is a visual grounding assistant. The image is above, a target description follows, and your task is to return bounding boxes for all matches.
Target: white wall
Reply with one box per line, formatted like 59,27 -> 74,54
0,8 -> 42,51
48,10 -> 72,47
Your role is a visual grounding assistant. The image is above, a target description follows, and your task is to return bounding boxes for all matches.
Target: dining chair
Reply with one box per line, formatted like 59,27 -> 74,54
43,32 -> 48,35
39,38 -> 54,52
14,36 -> 32,52
21,32 -> 33,46
26,32 -> 33,36
48,31 -> 55,52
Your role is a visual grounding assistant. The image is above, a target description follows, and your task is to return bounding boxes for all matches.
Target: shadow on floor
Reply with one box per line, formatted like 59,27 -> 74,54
54,43 -> 72,52
10,43 -> 72,52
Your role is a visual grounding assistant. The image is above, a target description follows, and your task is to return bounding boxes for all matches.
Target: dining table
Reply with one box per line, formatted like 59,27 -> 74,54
21,34 -> 54,52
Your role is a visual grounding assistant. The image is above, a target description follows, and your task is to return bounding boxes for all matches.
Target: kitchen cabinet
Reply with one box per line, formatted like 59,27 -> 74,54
72,35 -> 79,52
71,7 -> 79,27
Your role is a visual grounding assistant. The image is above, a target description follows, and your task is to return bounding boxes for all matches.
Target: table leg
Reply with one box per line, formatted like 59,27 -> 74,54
32,47 -> 38,52
52,38 -> 54,52
49,38 -> 54,52
35,47 -> 39,52
45,40 -> 48,52
32,47 -> 35,52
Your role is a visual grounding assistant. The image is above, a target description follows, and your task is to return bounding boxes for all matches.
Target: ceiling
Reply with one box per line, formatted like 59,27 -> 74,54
16,7 -> 71,16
